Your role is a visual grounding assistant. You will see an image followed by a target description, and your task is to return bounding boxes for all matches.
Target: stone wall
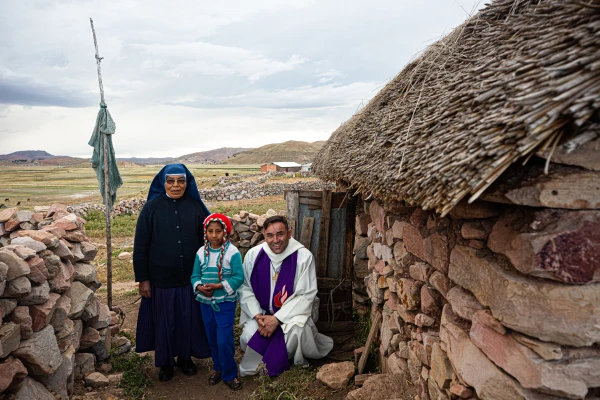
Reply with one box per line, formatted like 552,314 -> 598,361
0,204 -> 129,398
68,177 -> 334,217
353,194 -> 600,399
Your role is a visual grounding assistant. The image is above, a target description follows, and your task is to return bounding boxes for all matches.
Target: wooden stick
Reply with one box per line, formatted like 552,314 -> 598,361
357,311 -> 382,375
90,18 -> 113,310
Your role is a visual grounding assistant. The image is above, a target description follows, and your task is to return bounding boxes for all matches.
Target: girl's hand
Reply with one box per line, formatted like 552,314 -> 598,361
196,285 -> 213,297
203,283 -> 223,291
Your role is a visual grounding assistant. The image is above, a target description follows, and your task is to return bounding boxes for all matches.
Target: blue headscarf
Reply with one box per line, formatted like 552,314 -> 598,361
147,163 -> 210,215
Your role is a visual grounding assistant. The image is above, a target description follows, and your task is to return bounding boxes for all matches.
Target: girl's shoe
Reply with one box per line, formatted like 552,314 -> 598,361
225,377 -> 243,391
158,365 -> 174,382
208,371 -> 222,385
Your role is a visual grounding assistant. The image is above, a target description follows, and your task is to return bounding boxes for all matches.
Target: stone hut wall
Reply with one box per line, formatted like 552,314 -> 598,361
351,192 -> 600,400
0,204 -> 128,398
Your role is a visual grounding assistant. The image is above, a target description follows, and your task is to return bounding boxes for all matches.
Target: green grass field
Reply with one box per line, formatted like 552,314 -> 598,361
0,164 -> 261,207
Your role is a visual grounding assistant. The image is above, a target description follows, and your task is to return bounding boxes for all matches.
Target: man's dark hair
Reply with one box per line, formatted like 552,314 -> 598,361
263,215 -> 289,231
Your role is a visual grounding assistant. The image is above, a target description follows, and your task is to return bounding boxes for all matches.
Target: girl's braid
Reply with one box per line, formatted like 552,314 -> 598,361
204,217 -> 231,281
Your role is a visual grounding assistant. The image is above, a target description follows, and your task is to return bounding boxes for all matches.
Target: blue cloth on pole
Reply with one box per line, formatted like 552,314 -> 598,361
88,102 -> 122,208
136,284 -> 211,367
200,301 -> 238,381
147,163 -> 209,216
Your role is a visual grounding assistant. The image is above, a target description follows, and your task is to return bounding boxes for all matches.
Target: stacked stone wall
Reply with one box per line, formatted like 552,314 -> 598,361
353,195 -> 600,399
68,177 -> 333,217
0,204 -> 129,398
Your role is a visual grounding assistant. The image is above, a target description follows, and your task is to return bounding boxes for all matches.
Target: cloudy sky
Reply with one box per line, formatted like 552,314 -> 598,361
0,0 -> 483,158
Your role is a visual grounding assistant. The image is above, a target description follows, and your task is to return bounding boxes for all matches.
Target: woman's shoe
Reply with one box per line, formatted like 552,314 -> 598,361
176,357 -> 197,376
158,365 -> 174,382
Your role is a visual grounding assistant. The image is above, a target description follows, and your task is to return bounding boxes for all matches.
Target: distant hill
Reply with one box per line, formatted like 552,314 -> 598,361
0,150 -> 88,166
223,141 -> 323,165
116,156 -> 174,165
175,147 -> 252,164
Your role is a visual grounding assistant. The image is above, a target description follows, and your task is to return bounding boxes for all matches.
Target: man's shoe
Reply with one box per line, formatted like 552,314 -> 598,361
177,357 -> 197,376
158,365 -> 174,382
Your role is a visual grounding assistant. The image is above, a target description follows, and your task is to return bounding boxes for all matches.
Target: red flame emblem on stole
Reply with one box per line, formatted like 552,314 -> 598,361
274,285 -> 288,308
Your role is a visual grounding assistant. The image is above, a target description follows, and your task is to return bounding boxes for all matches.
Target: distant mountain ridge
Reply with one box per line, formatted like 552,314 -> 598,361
0,142 -> 322,166
223,140 -> 324,165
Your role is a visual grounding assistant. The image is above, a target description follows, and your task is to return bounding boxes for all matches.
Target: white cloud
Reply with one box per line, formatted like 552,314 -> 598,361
0,0 -> 486,156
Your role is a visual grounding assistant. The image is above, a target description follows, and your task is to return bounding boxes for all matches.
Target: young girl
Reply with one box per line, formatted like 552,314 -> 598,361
191,213 -> 244,390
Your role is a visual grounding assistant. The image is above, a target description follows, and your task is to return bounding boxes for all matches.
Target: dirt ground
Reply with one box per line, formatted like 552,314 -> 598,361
76,282 -> 356,400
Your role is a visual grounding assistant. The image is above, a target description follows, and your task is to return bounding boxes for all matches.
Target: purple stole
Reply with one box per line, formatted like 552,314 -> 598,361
247,248 -> 298,377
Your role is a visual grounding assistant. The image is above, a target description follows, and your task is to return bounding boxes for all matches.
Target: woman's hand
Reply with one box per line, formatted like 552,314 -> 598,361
139,280 -> 151,298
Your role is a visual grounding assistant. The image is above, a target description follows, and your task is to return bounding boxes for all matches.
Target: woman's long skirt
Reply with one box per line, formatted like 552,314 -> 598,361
136,284 -> 211,367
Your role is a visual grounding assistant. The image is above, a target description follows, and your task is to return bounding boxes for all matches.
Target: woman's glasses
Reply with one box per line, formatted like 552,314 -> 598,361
166,178 -> 186,186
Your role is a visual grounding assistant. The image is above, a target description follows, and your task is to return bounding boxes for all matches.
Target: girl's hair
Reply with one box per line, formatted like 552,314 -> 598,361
203,217 -> 231,280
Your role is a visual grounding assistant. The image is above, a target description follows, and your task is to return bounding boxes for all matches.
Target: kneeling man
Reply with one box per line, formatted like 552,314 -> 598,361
239,215 -> 333,376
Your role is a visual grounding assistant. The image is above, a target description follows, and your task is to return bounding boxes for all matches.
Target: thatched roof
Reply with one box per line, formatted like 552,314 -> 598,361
313,0 -> 600,216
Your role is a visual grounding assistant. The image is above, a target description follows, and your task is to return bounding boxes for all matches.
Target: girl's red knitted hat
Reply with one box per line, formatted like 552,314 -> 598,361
203,213 -> 233,235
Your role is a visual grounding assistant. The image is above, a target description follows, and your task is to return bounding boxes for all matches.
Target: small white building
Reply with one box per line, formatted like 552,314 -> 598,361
301,163 -> 312,172
261,162 -> 302,173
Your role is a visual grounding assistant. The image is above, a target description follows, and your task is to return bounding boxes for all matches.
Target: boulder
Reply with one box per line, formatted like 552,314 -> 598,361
18,280 -> 50,306
56,318 -> 74,352
73,262 -> 97,284
470,310 -> 599,399
73,319 -> 83,351
0,356 -> 27,392
0,249 -> 31,281
347,373 -> 410,400
373,243 -> 393,262
409,262 -> 430,282
74,353 -> 95,379
13,377 -> 56,400
38,251 -> 60,279
117,251 -> 131,260
386,352 -> 409,375
0,299 -> 18,319
0,322 -> 22,358
430,341 -> 453,390
0,207 -> 17,223
3,276 -> 31,298
8,306 -> 33,339
90,303 -> 111,330
461,222 -> 487,240
449,245 -> 600,347
12,325 -> 62,375
10,236 -> 47,253
423,232 -> 450,274
440,305 -> 552,400
448,200 -> 500,219
369,200 -> 387,234
79,326 -> 101,350
29,292 -> 60,331
4,244 -> 37,260
356,213 -> 372,236
62,230 -> 87,242
446,286 -> 485,321
511,331 -> 562,361
396,278 -> 422,310
53,214 -> 79,231
35,344 -> 75,400
71,243 -> 85,262
429,271 -> 452,297
80,241 -> 98,262
421,285 -> 442,317
488,210 -> 600,284
0,261 -> 7,282
354,236 -> 371,260
26,256 -> 49,284
415,313 -> 435,327
51,239 -> 73,261
85,371 -> 110,388
402,225 -> 425,260
82,296 -> 100,322
48,261 -> 73,294
16,230 -> 59,248
50,294 -> 71,332
316,361 -> 355,390
68,282 -> 94,319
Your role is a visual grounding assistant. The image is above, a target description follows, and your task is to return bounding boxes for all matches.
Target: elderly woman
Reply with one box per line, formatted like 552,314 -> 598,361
134,163 -> 211,382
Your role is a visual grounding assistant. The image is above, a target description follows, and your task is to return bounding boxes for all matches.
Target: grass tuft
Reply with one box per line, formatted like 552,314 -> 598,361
110,351 -> 152,399
85,210 -> 139,238
249,365 -> 322,400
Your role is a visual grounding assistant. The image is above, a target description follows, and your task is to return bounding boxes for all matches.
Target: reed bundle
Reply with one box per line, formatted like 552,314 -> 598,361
313,0 -> 600,216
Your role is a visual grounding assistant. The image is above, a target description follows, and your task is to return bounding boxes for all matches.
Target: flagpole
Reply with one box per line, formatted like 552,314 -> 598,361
90,18 -> 113,310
